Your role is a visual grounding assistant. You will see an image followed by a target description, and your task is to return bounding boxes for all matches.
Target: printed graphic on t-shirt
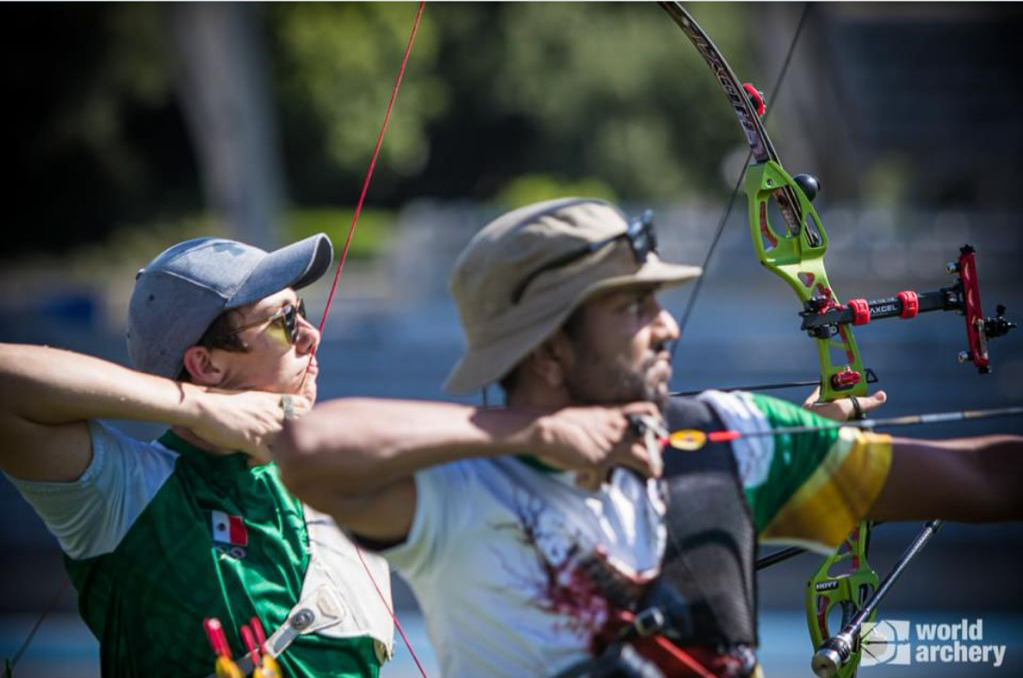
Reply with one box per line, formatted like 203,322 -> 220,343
492,487 -> 654,652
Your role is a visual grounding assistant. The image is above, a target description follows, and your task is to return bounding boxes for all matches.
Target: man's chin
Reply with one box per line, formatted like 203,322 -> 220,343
635,378 -> 666,406
295,372 -> 317,404
646,367 -> 672,400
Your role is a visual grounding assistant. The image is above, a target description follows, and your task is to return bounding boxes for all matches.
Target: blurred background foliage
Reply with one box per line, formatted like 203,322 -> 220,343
5,2 -> 1021,265
3,2 -> 754,260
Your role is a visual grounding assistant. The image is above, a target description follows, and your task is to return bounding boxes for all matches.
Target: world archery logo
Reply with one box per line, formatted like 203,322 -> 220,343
210,510 -> 248,560
861,618 -> 1008,669
861,620 -> 912,666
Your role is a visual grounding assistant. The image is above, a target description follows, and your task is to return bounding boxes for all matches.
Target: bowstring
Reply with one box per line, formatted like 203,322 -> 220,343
4,4 -> 428,672
315,2 -> 426,340
670,3 -> 812,360
3,577 -> 69,674
306,3 -> 430,676
6,6 -> 430,675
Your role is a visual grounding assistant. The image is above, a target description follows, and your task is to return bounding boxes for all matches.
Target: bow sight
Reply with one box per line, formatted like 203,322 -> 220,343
799,245 -> 1016,374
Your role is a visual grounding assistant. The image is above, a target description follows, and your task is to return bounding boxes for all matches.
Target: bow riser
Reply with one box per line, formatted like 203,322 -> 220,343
746,161 -> 868,402
805,523 -> 877,678
659,8 -> 1018,678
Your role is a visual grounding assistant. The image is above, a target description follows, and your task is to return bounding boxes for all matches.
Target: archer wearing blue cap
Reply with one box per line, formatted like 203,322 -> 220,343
0,234 -> 394,677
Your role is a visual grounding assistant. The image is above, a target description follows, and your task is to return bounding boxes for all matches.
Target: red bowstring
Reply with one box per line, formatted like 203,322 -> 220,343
316,0 -> 426,338
355,545 -> 430,678
305,3 -> 429,676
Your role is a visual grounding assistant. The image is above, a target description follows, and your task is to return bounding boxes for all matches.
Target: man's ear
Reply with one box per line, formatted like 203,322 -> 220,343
181,346 -> 226,386
527,332 -> 575,388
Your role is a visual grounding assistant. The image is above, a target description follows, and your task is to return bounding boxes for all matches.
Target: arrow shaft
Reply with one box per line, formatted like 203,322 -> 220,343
672,369 -> 878,398
705,405 -> 1023,443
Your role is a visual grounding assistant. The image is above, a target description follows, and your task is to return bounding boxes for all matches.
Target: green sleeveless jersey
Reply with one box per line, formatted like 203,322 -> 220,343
64,431 -> 382,678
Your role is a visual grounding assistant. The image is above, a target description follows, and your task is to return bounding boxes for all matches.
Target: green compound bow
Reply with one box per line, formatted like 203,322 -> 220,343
659,4 -> 1015,678
658,7 -> 875,675
660,3 -> 867,402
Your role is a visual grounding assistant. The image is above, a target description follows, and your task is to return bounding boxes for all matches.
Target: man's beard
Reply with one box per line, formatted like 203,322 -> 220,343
563,348 -> 668,407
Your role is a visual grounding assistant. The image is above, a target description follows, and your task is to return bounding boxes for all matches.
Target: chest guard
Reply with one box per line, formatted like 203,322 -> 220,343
654,395 -> 758,650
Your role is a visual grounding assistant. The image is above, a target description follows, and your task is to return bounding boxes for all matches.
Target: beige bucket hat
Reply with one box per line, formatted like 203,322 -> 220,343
444,197 -> 702,394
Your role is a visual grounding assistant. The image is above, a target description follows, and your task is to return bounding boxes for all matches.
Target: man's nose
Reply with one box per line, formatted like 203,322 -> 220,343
652,307 -> 680,345
295,314 -> 320,354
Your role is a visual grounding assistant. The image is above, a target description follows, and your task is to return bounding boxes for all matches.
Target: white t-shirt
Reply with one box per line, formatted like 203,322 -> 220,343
5,421 -> 178,559
384,457 -> 667,678
381,391 -> 895,677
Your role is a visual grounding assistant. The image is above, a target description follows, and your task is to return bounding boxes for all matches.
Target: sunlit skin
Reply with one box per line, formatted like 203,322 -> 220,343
558,286 -> 883,422
483,283 -> 678,489
208,288 -> 321,404
176,287 -> 320,456
560,285 -> 680,407
540,283 -> 884,421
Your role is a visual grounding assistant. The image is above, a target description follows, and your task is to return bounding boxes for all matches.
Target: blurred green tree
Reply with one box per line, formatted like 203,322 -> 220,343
4,2 -> 758,256
272,2 -> 757,206
271,2 -> 446,204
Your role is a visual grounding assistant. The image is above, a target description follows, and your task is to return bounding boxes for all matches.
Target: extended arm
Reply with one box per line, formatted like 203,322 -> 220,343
868,434 -> 1023,522
274,398 -> 661,540
0,343 -> 293,481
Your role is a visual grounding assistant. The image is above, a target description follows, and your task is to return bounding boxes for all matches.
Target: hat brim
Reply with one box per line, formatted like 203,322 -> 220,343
443,257 -> 701,395
229,234 -> 334,309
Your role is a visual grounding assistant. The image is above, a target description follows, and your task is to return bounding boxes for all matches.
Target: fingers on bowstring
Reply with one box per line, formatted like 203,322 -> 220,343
622,401 -> 662,418
617,440 -> 659,479
291,396 -> 313,416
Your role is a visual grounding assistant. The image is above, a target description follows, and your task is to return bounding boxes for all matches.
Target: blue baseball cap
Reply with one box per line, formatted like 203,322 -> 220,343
126,234 -> 334,378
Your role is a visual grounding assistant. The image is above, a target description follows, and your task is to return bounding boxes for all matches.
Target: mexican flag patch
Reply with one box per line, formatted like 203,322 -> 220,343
210,510 -> 248,547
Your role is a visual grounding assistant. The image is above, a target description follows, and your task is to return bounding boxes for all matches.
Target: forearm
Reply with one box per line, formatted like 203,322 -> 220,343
277,398 -> 546,496
0,343 -> 208,429
870,434 -> 1023,522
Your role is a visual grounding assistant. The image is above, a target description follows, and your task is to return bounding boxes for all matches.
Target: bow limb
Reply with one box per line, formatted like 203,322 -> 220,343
660,5 -> 1019,678
658,3 -> 875,674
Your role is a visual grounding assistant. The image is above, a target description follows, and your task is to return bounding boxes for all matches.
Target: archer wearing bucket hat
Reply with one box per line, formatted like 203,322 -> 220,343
277,197 -> 1023,678
279,196 -> 710,676
445,197 -> 702,395
0,234 -> 395,677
